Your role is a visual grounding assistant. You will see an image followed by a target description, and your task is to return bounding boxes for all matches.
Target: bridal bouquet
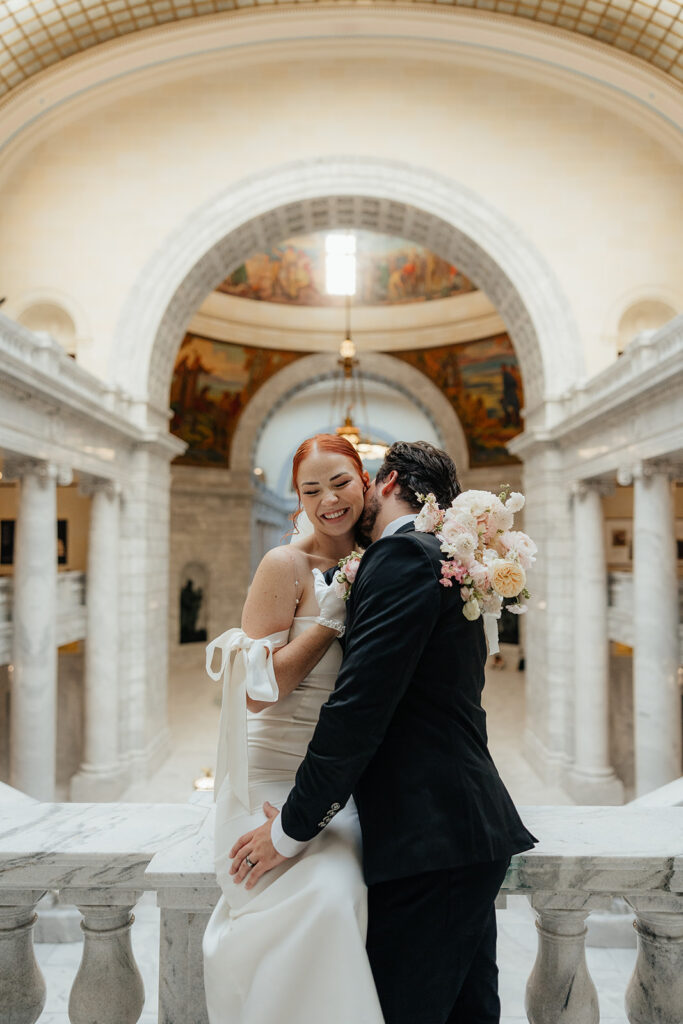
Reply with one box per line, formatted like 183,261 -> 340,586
332,551 -> 364,602
414,486 -> 537,653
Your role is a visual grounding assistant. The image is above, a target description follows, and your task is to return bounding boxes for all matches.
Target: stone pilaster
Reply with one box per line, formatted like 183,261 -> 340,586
632,463 -> 681,795
7,459 -> 71,801
511,433 -> 576,786
566,480 -> 623,804
70,480 -> 125,801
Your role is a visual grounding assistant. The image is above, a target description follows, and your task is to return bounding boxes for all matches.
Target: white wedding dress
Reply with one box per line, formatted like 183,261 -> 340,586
202,615 -> 385,1024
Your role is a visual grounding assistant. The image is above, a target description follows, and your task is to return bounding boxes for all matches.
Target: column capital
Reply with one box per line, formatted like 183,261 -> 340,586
2,457 -> 72,486
618,458 -> 681,485
77,475 -> 122,500
571,477 -> 613,500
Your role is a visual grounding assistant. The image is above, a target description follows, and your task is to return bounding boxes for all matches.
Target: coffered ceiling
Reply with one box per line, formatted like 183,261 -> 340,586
1,0 -> 681,100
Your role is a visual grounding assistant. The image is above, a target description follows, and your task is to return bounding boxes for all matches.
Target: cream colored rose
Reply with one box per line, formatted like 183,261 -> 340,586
491,559 -> 526,598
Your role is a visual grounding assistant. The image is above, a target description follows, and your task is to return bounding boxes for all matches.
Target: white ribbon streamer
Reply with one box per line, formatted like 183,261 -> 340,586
206,627 -> 287,810
483,613 -> 500,656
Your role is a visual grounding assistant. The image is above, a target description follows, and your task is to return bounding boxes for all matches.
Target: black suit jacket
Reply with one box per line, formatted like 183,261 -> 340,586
281,522 -> 537,886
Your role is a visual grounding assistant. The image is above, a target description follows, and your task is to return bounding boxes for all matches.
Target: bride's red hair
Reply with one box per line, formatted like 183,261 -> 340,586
290,434 -> 365,533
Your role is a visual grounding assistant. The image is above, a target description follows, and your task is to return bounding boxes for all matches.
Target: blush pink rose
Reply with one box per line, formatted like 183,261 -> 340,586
344,557 -> 361,584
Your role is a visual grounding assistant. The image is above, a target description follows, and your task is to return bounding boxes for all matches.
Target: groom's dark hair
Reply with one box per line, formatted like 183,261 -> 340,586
375,441 -> 461,510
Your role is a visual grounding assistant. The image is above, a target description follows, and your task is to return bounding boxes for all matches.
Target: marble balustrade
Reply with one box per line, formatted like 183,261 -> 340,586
0,571 -> 86,667
0,799 -> 681,1024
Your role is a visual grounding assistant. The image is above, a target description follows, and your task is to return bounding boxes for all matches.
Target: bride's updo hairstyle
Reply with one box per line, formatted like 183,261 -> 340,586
290,434 -> 365,533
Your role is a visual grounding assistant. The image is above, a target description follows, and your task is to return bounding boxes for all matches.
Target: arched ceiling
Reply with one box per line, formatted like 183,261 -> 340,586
0,0 -> 681,100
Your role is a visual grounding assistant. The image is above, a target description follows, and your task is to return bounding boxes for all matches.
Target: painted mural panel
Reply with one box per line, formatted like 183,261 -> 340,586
170,333 -> 522,469
217,230 -> 476,307
390,335 -> 523,467
170,335 -> 307,466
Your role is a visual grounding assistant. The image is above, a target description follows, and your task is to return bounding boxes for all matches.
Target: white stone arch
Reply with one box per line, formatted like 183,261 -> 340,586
112,156 -> 583,421
230,351 -> 471,476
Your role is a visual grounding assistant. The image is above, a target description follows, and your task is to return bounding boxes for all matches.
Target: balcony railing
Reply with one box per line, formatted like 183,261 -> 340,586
0,795 -> 681,1024
0,571 -> 86,664
608,572 -> 683,661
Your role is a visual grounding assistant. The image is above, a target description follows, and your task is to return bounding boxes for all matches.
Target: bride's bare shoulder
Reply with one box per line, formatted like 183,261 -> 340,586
244,546 -> 306,632
257,543 -> 308,576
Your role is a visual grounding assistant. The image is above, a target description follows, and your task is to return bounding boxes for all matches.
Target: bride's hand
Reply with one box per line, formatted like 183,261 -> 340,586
312,567 -> 347,637
230,802 -> 288,889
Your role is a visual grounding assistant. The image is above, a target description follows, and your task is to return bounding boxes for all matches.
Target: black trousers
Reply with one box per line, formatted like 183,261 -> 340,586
366,857 -> 510,1024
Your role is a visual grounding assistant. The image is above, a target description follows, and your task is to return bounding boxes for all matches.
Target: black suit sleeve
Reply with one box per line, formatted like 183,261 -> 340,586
280,534 -> 441,842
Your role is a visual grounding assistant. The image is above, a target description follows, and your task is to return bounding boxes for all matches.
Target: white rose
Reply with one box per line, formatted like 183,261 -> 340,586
448,533 -> 477,561
451,490 -> 494,518
505,492 -> 525,513
462,597 -> 481,621
491,559 -> 526,598
451,510 -> 477,533
488,503 -> 514,536
482,547 -> 499,566
499,530 -> 537,570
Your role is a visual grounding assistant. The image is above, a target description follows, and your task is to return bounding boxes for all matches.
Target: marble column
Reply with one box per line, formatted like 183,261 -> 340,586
567,481 -> 623,804
10,461 -> 61,801
70,482 -> 124,801
632,465 -> 680,795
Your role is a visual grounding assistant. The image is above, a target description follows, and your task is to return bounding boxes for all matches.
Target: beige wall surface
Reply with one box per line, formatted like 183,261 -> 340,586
1,52 -> 681,391
0,483 -> 90,576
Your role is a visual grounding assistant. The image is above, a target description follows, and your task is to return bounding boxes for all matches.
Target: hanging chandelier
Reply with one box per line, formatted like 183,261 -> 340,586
332,297 -> 389,462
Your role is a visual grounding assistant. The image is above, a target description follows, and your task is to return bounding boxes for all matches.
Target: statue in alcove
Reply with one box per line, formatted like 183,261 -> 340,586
180,578 -> 207,644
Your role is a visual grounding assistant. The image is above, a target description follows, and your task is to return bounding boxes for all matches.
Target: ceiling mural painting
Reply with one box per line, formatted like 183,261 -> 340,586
170,331 -> 523,470
390,334 -> 523,467
170,334 -> 308,467
217,231 -> 476,307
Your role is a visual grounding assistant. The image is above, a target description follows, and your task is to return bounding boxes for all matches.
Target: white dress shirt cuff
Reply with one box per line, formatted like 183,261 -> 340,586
271,811 -> 310,858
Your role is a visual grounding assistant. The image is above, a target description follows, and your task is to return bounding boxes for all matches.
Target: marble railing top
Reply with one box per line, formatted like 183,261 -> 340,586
0,802 -> 206,890
1,803 -> 681,897
148,806 -> 683,896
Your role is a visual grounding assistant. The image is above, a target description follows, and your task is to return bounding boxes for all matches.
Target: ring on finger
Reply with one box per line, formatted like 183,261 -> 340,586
245,855 -> 256,869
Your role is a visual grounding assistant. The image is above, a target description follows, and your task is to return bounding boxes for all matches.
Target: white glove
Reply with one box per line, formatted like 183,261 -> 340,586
312,567 -> 347,637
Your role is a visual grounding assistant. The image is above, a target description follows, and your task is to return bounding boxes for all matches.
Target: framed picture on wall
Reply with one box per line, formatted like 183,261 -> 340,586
0,520 -> 68,566
605,518 -> 632,566
57,520 -> 68,566
0,520 -> 14,565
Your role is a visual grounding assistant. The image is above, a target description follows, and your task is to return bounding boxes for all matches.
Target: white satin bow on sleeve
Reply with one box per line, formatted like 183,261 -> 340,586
206,627 -> 288,810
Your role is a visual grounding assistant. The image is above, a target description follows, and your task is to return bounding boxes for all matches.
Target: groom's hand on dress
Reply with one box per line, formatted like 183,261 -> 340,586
230,801 -> 288,889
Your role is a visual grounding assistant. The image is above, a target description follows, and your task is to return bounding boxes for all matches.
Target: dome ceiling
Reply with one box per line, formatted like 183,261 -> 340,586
0,0 -> 681,100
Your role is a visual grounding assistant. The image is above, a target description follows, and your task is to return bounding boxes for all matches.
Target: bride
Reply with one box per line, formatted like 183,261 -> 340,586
202,434 -> 385,1024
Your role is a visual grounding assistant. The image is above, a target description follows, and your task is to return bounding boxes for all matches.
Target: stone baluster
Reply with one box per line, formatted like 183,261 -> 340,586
567,480 -> 623,804
632,463 -> 680,795
0,890 -> 47,1024
61,888 -> 145,1024
625,895 -> 683,1024
70,480 -> 124,801
6,459 -> 72,800
156,886 -> 217,1024
525,893 -> 606,1024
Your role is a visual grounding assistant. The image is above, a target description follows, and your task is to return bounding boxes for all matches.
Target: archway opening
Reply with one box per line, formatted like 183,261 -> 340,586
115,163 -> 583,804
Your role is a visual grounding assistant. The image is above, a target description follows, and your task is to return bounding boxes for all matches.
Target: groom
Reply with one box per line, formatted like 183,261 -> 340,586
231,441 -> 537,1024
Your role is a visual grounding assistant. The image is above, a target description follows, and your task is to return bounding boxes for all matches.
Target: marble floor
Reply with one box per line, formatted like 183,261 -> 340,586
33,646 -> 636,1023
121,643 -> 575,806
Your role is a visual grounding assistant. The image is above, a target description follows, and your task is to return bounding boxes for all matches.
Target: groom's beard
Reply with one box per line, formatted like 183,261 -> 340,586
355,493 -> 381,549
